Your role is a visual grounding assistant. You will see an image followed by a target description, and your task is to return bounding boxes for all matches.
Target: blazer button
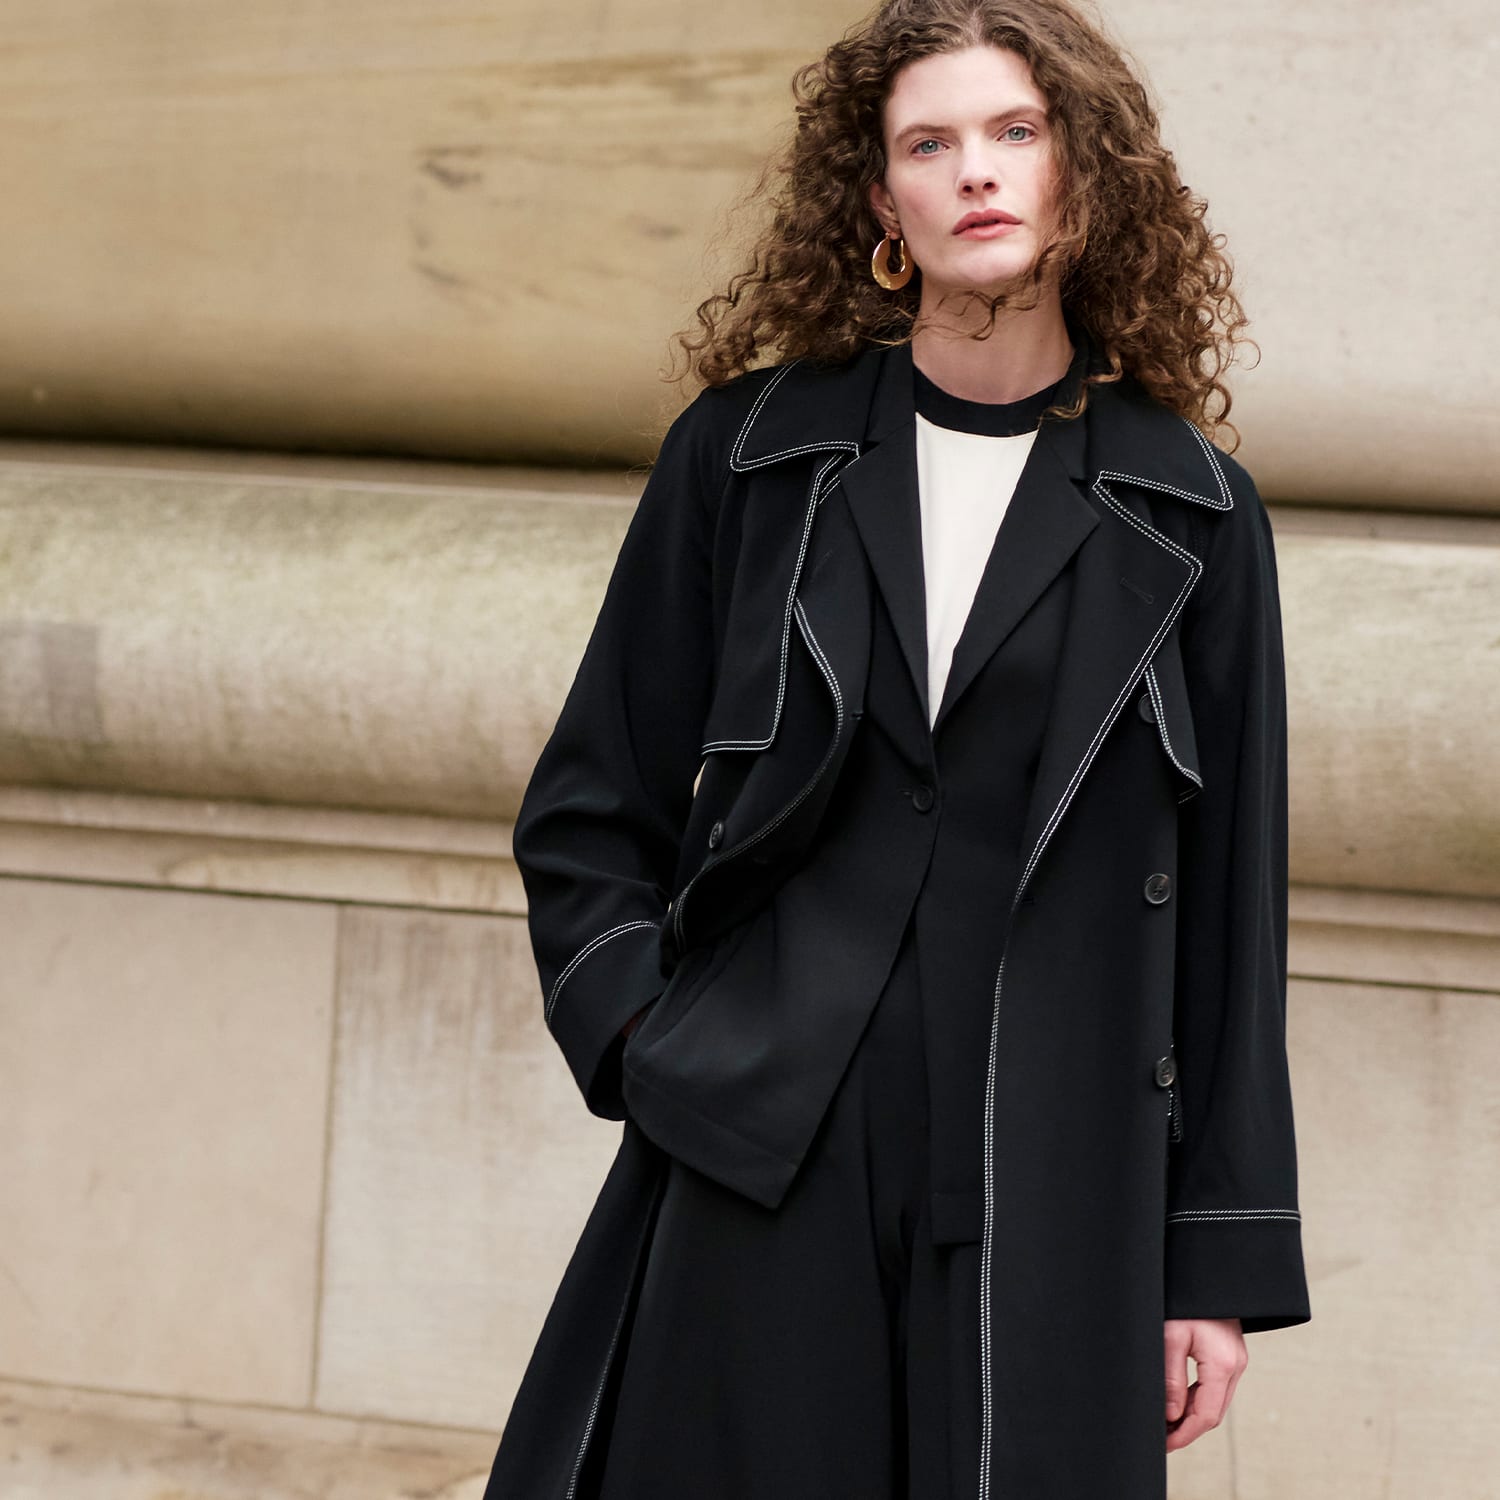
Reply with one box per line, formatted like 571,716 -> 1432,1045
1143,872 -> 1172,904
911,783 -> 935,813
1137,691 -> 1156,723
1154,1054 -> 1177,1088
707,819 -> 724,849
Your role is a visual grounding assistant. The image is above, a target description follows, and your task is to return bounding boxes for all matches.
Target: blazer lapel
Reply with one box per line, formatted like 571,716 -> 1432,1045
830,426 -> 932,725
930,417 -> 1098,737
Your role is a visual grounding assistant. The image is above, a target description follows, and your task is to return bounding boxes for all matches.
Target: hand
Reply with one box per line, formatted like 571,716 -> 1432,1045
1164,1317 -> 1247,1451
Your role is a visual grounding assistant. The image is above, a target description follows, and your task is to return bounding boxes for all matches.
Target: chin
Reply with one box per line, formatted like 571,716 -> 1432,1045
943,239 -> 1033,270
932,256 -> 1040,297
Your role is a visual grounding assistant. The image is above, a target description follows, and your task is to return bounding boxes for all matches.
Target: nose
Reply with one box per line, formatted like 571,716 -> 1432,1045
956,143 -> 1000,196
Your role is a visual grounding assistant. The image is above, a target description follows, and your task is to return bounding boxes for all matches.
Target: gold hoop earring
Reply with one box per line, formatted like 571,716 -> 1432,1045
871,232 -> 913,291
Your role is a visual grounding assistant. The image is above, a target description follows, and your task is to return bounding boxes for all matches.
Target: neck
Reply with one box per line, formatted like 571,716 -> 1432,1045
909,282 -> 1073,404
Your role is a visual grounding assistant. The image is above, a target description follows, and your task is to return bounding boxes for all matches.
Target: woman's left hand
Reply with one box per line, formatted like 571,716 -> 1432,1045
1163,1317 -> 1247,1451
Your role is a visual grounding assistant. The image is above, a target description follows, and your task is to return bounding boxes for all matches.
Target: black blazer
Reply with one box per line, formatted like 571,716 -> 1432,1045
508,335 -> 1310,1499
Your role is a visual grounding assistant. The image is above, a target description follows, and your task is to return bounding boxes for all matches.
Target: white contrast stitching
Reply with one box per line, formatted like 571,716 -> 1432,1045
545,920 -> 658,1028
700,452 -> 848,753
1096,465 -> 1229,513
1166,1208 -> 1302,1223
979,478 -> 1204,1500
1180,416 -> 1234,509
565,1172 -> 664,1497
1013,481 -> 1201,898
1143,662 -> 1203,797
728,362 -> 801,469
728,360 -> 861,472
674,597 -> 844,951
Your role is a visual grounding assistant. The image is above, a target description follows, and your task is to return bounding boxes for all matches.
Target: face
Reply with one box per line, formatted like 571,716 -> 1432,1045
869,45 -> 1061,299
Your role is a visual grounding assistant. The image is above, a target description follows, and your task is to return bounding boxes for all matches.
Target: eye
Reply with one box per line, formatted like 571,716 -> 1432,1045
912,138 -> 942,156
1003,124 -> 1036,142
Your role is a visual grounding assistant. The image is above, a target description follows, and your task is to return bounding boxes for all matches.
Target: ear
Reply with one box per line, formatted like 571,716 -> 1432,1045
867,178 -> 900,238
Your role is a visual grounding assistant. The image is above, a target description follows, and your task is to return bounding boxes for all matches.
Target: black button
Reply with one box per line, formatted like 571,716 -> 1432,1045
1143,872 -> 1172,904
1137,691 -> 1156,723
911,783 -> 935,813
1154,1054 -> 1176,1088
707,819 -> 724,849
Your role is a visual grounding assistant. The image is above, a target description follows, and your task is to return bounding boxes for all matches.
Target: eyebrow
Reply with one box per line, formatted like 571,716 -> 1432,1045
893,105 -> 1048,145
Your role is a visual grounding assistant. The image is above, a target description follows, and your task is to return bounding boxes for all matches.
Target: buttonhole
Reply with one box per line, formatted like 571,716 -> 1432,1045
1119,576 -> 1155,604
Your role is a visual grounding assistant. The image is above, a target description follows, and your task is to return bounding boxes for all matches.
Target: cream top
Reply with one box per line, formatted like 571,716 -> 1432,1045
914,417 -> 1039,727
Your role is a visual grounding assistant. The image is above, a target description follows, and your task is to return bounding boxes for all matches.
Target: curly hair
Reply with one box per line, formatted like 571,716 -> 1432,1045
666,0 -> 1255,448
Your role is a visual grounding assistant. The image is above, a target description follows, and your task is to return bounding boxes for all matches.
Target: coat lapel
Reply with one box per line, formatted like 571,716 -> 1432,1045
725,335 -> 1234,883
1010,378 -> 1232,887
1011,481 -> 1198,882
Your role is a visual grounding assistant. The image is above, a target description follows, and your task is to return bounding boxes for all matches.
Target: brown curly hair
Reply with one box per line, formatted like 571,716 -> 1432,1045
667,0 -> 1255,448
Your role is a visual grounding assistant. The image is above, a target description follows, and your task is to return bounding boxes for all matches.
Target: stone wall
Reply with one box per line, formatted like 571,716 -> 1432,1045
1,450 -> 1496,1498
0,0 -> 1492,505
0,0 -> 1495,1494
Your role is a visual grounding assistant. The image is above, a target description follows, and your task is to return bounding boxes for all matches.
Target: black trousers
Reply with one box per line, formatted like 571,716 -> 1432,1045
582,924 -> 983,1500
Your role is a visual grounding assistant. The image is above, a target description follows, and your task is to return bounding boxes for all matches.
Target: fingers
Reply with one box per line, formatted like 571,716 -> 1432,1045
1164,1319 -> 1248,1453
1163,1321 -> 1192,1426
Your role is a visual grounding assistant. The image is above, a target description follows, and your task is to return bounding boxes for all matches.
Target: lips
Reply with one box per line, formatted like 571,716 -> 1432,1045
954,210 -> 1022,233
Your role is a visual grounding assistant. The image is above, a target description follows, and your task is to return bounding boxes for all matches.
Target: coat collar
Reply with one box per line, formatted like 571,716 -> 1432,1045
713,324 -> 1222,878
833,341 -> 1101,735
728,330 -> 1233,515
729,330 -> 1233,741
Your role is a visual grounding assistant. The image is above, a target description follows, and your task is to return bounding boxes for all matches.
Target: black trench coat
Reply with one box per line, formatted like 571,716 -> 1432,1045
485,336 -> 1311,1500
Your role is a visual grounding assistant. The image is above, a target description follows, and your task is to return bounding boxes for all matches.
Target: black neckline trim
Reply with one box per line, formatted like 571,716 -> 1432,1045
912,357 -> 1068,437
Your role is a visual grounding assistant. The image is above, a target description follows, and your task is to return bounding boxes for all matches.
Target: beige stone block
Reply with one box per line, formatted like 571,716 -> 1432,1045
0,786 -> 525,915
1165,1420 -> 1234,1497
1290,887 -> 1500,993
0,1 -> 842,466
8,458 -> 1500,899
1103,0 -> 1498,511
1280,531 -> 1500,898
0,463 -> 634,816
316,906 -> 617,1428
1170,979 -> 1500,1499
0,1379 -> 496,1500
0,879 -> 336,1404
0,3 -> 1493,508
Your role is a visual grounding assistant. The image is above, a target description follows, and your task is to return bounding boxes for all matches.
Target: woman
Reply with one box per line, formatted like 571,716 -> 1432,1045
484,2 -> 1310,1497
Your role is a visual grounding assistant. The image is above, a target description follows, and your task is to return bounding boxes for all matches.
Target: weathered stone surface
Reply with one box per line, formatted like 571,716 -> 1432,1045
0,879 -> 336,1405
1172,978 -> 1500,1500
0,3 -> 1492,506
1279,530 -> 1499,898
0,1381 -> 497,1500
2,458 -> 1496,897
315,906 -> 618,1429
0,461 -> 633,817
0,785 -> 524,913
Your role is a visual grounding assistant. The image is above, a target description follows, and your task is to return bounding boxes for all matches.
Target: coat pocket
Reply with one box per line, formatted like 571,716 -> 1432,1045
624,914 -> 755,1062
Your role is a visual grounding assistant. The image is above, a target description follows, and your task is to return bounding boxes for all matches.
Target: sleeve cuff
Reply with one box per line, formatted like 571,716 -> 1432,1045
1163,1212 -> 1312,1333
545,920 -> 669,1120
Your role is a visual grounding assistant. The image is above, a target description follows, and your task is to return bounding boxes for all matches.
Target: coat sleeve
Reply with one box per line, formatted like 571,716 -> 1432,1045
1164,455 -> 1312,1333
511,390 -> 728,1120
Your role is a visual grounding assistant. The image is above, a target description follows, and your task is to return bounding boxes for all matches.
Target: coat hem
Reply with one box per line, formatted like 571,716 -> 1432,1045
621,1059 -> 802,1209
